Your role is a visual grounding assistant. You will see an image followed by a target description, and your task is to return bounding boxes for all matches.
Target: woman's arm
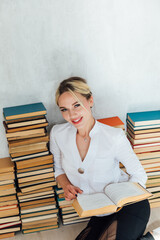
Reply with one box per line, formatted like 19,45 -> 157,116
56,174 -> 83,201
50,126 -> 83,200
115,129 -> 147,187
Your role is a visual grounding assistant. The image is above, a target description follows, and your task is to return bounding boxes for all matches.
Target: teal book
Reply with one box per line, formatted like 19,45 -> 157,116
127,110 -> 160,127
3,102 -> 47,121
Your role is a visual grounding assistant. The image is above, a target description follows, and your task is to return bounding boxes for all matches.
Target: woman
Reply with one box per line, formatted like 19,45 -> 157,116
50,76 -> 159,240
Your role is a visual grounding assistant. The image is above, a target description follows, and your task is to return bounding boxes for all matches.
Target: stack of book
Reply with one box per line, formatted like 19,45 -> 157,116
126,110 -> 160,208
3,102 -> 59,233
55,186 -> 90,225
0,157 -> 21,239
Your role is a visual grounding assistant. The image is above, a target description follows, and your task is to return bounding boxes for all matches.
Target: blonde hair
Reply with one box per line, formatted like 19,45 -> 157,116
55,77 -> 92,105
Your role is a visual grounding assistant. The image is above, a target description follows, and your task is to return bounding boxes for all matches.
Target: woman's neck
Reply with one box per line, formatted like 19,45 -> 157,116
77,117 -> 95,138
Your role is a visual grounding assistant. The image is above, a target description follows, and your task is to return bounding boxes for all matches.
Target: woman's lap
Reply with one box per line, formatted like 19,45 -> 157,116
75,200 -> 150,240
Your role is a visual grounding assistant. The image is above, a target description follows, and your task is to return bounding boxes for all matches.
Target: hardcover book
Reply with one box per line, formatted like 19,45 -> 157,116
127,110 -> 160,127
3,102 -> 47,121
72,182 -> 152,218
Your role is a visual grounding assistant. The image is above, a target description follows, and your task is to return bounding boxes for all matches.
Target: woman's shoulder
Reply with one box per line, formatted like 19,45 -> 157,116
96,120 -> 124,137
50,122 -> 72,136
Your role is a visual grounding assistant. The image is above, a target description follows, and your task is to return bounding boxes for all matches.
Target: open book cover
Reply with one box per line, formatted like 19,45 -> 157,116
72,182 -> 152,218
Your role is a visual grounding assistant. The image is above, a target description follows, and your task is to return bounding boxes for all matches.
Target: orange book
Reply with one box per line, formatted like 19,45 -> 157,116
97,116 -> 125,129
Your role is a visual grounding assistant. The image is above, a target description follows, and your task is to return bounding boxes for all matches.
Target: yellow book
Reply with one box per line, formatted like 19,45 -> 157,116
72,182 -> 152,218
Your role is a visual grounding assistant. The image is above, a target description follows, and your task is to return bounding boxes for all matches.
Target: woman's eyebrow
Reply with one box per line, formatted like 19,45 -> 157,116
59,101 -> 78,109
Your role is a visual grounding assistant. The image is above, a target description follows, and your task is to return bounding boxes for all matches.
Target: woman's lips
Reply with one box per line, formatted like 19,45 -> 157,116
72,117 -> 83,125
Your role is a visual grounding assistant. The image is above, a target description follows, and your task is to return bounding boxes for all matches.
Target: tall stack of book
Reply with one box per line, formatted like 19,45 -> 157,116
3,102 -> 59,234
0,157 -> 21,239
55,116 -> 125,225
126,110 -> 160,208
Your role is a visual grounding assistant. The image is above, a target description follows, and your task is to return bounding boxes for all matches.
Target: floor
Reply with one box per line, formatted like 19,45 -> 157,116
10,207 -> 160,240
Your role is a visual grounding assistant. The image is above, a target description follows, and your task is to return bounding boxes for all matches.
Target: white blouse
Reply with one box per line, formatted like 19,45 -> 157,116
50,120 -> 147,194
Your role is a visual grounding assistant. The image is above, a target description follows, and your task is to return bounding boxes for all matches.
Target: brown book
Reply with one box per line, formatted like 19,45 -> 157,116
22,221 -> 57,230
18,172 -> 54,184
133,145 -> 160,154
17,187 -> 54,196
0,183 -> 15,191
0,226 -> 20,234
3,120 -> 48,133
0,157 -> 14,173
0,204 -> 18,211
0,216 -> 20,225
0,232 -> 15,239
21,209 -> 58,219
16,154 -> 53,169
0,221 -> 21,230
0,172 -> 15,181
7,116 -> 47,128
0,179 -> 14,186
18,192 -> 55,202
8,134 -> 49,147
0,189 -> 16,197
0,206 -> 19,218
7,132 -> 46,141
20,181 -> 57,193
5,115 -> 46,124
11,150 -> 49,162
22,214 -> 57,224
127,123 -> 160,134
20,197 -> 56,207
0,195 -> 17,202
17,167 -> 53,178
17,163 -> 53,173
21,202 -> 56,214
11,147 -> 48,158
127,127 -> 160,139
127,132 -> 160,145
137,151 -> 160,160
19,177 -> 55,188
6,128 -> 46,138
0,200 -> 18,207
19,194 -> 55,203
23,225 -> 58,234
72,182 -> 152,218
9,142 -> 48,154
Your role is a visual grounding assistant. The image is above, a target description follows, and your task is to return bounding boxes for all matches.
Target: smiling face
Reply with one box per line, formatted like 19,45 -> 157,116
58,91 -> 94,129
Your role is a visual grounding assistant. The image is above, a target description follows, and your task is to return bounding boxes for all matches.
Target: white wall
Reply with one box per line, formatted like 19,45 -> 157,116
0,0 -> 160,157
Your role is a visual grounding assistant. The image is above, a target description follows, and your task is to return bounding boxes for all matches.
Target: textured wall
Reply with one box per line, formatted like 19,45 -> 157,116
0,0 -> 160,157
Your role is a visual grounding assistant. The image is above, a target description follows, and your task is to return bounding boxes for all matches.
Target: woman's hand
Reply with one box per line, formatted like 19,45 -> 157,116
63,184 -> 83,201
56,174 -> 83,201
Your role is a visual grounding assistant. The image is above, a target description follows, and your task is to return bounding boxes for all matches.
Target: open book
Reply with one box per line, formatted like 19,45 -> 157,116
72,182 -> 152,218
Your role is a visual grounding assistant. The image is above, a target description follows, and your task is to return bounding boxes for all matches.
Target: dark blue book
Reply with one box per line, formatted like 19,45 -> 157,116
3,102 -> 47,121
127,110 -> 160,127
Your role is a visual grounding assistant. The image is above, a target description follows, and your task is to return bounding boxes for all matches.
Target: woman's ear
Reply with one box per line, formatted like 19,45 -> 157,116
89,96 -> 94,108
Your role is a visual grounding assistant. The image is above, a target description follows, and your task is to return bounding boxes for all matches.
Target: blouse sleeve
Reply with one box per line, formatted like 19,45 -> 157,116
50,126 -> 65,178
115,129 -> 147,188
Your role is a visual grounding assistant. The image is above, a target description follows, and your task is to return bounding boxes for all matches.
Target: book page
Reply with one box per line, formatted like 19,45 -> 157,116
77,193 -> 114,211
104,182 -> 146,206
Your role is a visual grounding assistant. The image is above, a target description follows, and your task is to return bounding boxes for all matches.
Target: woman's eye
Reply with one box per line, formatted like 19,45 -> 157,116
74,104 -> 81,108
60,108 -> 67,112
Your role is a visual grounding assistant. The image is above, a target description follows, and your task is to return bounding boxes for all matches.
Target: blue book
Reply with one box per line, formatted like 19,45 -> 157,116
127,110 -> 160,127
3,102 -> 47,121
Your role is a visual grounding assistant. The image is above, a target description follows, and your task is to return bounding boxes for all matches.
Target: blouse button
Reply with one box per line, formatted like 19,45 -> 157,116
78,168 -> 84,174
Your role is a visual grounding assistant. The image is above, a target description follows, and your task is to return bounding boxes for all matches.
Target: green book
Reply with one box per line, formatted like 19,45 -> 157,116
127,110 -> 160,127
3,102 -> 47,121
